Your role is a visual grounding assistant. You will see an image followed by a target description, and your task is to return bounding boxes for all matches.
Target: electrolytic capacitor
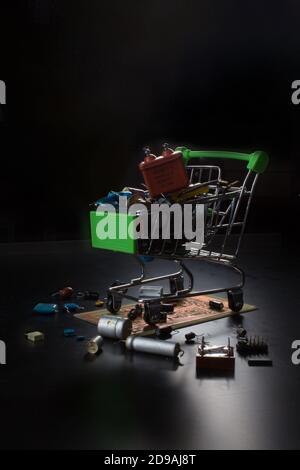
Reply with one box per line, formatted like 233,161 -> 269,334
97,315 -> 132,340
87,335 -> 103,354
125,336 -> 183,358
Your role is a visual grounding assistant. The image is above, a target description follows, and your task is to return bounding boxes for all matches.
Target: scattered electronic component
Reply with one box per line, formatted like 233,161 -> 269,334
125,335 -> 183,358
63,303 -> 84,313
52,286 -> 74,299
76,336 -> 85,341
97,315 -> 132,340
196,337 -> 235,371
127,304 -> 143,321
236,325 -> 248,339
155,325 -> 173,339
236,336 -> 268,356
76,291 -> 100,300
209,300 -> 224,311
87,335 -> 103,354
33,303 -> 58,315
25,331 -> 44,343
143,300 -> 175,325
248,359 -> 273,367
63,328 -> 76,337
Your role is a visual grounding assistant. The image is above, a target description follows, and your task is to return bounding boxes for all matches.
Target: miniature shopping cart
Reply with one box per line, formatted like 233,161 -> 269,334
90,146 -> 269,321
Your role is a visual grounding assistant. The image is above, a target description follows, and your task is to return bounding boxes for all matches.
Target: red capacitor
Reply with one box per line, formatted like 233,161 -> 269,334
139,150 -> 189,198
58,286 -> 74,299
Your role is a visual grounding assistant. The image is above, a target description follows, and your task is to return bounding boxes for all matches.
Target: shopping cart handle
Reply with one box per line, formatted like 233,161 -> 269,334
176,147 -> 269,174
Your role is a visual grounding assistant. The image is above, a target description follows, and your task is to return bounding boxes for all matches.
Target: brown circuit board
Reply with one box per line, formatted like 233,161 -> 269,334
74,295 -> 256,336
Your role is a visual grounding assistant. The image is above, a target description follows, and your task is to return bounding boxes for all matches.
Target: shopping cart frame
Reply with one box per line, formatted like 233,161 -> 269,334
98,147 -> 269,315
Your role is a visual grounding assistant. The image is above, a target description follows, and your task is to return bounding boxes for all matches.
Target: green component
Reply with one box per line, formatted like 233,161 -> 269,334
176,147 -> 269,174
90,211 -> 137,254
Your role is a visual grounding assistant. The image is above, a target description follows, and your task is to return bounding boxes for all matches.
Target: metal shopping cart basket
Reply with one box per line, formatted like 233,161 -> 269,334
90,146 -> 269,321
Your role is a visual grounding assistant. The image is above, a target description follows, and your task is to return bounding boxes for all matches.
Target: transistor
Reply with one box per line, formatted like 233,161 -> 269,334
208,300 -> 224,311
185,331 -> 204,344
127,304 -> 143,321
155,325 -> 173,339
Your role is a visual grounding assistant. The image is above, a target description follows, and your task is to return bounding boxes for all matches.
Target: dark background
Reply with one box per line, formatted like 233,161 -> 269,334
0,0 -> 299,241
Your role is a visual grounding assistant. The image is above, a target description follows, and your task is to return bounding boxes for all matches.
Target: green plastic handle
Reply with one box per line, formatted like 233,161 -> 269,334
175,147 -> 269,174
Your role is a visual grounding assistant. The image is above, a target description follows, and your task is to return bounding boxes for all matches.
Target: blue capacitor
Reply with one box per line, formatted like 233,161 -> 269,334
33,303 -> 58,315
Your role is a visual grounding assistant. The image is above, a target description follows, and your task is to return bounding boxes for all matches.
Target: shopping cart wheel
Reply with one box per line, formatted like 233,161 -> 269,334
169,274 -> 184,294
227,289 -> 244,313
106,281 -> 126,314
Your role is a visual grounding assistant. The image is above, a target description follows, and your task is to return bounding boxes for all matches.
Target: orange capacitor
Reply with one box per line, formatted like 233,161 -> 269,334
139,146 -> 189,198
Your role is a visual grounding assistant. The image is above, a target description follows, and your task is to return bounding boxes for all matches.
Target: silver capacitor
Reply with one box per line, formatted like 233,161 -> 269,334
97,315 -> 132,340
87,335 -> 103,354
125,336 -> 183,358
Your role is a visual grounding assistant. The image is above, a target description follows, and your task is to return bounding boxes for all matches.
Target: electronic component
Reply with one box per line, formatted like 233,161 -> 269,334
236,325 -> 247,339
248,359 -> 273,367
33,303 -> 58,315
97,315 -> 132,340
63,303 -> 84,313
185,332 -> 197,342
76,336 -> 85,341
125,335 -> 183,358
155,326 -> 173,339
63,328 -> 76,337
87,335 -> 103,354
52,286 -> 74,299
76,291 -> 100,300
208,300 -> 224,311
25,331 -> 44,343
196,337 -> 235,371
127,304 -> 143,321
236,336 -> 268,356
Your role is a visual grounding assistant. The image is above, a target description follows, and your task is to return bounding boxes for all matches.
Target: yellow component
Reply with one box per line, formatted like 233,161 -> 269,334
171,184 -> 209,202
95,300 -> 104,307
25,331 -> 44,343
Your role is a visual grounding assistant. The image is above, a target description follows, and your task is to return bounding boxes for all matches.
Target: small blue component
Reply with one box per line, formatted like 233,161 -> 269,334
33,303 -> 58,315
63,328 -> 76,337
95,191 -> 132,208
64,303 -> 83,313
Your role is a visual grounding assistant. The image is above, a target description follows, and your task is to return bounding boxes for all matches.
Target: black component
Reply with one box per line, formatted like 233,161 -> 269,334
143,301 -> 167,325
227,288 -> 244,312
155,326 -> 173,339
248,359 -> 273,367
236,336 -> 268,356
185,332 -> 197,343
160,303 -> 174,314
169,274 -> 184,294
76,291 -> 100,300
127,304 -> 143,321
106,281 -> 126,314
209,300 -> 224,311
236,325 -> 247,339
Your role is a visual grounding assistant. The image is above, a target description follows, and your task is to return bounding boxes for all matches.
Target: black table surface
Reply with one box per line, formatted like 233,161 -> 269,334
1,235 -> 300,450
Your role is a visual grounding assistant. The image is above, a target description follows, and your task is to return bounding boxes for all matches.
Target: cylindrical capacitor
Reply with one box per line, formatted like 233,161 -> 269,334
97,315 -> 132,340
87,335 -> 103,354
125,336 -> 182,358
